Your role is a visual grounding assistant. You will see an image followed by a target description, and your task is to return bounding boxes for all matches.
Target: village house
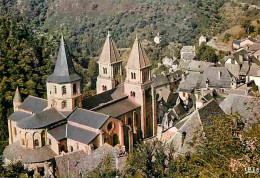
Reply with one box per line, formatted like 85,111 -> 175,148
180,46 -> 196,61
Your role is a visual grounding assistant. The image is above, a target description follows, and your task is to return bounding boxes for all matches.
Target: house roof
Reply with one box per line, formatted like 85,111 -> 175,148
177,73 -> 203,93
82,84 -> 126,110
182,53 -> 195,61
201,67 -> 233,89
46,36 -> 81,84
151,74 -> 170,87
219,94 -> 259,124
225,63 -> 240,78
233,40 -> 241,45
198,99 -> 225,126
17,108 -> 66,129
95,98 -> 140,118
3,141 -> 56,164
18,95 -> 48,113
98,32 -> 122,64
13,87 -> 21,103
8,111 -> 32,122
248,63 -> 260,77
126,37 -> 151,69
67,124 -> 99,145
68,108 -> 109,129
240,61 -> 250,76
48,124 -> 67,141
181,46 -> 195,53
187,60 -> 213,72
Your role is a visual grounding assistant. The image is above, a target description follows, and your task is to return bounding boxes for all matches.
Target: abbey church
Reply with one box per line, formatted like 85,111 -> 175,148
3,33 -> 158,171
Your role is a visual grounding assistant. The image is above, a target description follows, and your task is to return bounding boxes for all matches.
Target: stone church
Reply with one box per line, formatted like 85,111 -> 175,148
3,33 -> 157,173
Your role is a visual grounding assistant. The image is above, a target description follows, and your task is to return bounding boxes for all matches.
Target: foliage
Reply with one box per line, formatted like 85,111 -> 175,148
195,43 -> 219,63
0,161 -> 25,177
0,16 -> 56,154
83,156 -> 119,178
123,114 -> 260,177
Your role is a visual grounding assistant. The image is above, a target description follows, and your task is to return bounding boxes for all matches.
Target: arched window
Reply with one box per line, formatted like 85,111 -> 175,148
13,127 -> 17,136
128,117 -> 132,125
52,99 -> 57,107
131,72 -> 133,79
34,139 -> 39,147
113,134 -> 118,146
61,100 -> 67,109
70,146 -> 74,152
132,92 -> 135,97
73,83 -> 77,95
102,85 -> 107,91
133,73 -> 136,79
62,86 -> 67,95
54,86 -> 57,94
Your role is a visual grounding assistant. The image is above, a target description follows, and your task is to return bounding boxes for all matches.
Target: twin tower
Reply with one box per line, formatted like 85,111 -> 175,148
97,32 -> 151,95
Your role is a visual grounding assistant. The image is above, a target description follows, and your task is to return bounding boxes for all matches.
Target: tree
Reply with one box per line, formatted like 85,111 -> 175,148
195,43 -> 218,63
0,161 -> 24,177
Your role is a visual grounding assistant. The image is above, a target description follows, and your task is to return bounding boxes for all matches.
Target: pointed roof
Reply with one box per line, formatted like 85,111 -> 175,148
126,37 -> 151,69
46,36 -> 81,84
98,32 -> 122,64
13,87 -> 22,103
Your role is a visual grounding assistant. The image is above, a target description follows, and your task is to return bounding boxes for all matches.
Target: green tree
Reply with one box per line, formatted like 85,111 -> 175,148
195,43 -> 218,63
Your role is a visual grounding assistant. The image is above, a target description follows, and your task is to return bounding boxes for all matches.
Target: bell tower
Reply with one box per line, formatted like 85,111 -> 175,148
46,36 -> 82,111
96,32 -> 123,94
124,37 -> 153,138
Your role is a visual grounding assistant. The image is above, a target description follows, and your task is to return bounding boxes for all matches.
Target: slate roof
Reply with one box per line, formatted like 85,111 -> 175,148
151,74 -> 170,87
187,60 -> 213,72
177,73 -> 203,92
98,32 -> 122,64
95,98 -> 140,118
18,96 -> 48,113
126,37 -> 151,69
233,40 -> 241,45
219,94 -> 259,124
67,124 -> 99,145
182,53 -> 195,61
82,84 -> 126,110
48,124 -> 67,141
3,142 -> 56,164
225,63 -> 240,78
201,67 -> 233,89
17,108 -> 66,129
46,36 -> 81,84
248,63 -> 260,77
181,46 -> 195,53
55,150 -> 86,178
81,144 -> 127,172
198,99 -> 225,126
8,111 -> 32,122
68,108 -> 109,129
240,61 -> 250,76
13,87 -> 21,103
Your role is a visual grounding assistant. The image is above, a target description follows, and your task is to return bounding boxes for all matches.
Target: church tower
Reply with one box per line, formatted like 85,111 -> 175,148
124,37 -> 153,138
13,87 -> 22,112
46,36 -> 82,111
96,32 -> 123,94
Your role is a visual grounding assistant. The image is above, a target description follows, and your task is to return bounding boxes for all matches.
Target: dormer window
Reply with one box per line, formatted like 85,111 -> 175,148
62,86 -> 67,95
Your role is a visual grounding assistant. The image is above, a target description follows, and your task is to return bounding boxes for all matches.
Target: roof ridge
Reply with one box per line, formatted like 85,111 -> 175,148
76,108 -> 110,118
28,95 -> 48,101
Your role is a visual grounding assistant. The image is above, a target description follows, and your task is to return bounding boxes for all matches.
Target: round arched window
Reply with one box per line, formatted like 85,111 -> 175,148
107,122 -> 113,132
